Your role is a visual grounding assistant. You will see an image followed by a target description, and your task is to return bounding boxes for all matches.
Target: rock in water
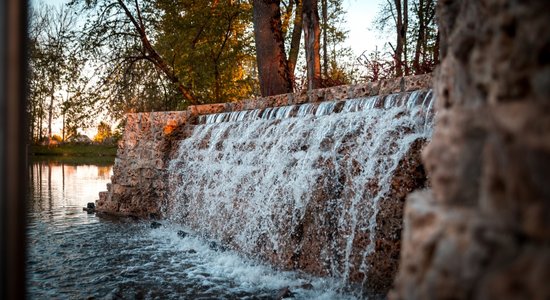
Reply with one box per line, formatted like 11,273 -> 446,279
150,221 -> 162,229
83,202 -> 95,213
276,286 -> 293,299
177,230 -> 188,238
208,241 -> 227,252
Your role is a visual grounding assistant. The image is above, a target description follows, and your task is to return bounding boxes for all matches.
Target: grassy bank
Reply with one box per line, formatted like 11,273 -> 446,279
29,144 -> 118,165
29,143 -> 118,157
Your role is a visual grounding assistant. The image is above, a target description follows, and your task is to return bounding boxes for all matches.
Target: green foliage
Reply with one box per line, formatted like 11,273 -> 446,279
68,0 -> 259,119
154,0 -> 258,103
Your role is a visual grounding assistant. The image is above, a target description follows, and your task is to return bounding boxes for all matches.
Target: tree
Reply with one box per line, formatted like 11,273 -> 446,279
318,0 -> 354,86
302,0 -> 321,89
373,0 -> 438,77
69,0 -> 198,107
71,0 -> 258,113
281,0 -> 303,83
393,0 -> 409,77
28,2 -> 86,143
253,0 -> 293,96
154,0 -> 257,104
410,0 -> 437,74
93,121 -> 113,143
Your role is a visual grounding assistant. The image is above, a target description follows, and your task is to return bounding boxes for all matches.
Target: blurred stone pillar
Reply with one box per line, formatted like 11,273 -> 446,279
390,0 -> 550,299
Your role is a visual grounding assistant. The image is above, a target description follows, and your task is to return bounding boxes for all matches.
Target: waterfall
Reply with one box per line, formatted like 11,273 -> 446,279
167,89 -> 434,283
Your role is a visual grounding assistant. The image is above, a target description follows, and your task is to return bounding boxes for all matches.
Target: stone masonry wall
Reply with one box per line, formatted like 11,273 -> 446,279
97,111 -> 191,217
97,74 -> 432,218
391,1 -> 550,299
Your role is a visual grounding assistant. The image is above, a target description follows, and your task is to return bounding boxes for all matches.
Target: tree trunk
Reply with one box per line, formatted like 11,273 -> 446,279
253,0 -> 293,96
38,106 -> 43,142
48,84 -> 54,140
413,0 -> 424,74
281,0 -> 294,37
403,0 -> 409,75
288,0 -> 303,82
321,0 -> 328,79
302,0 -> 322,90
394,0 -> 404,77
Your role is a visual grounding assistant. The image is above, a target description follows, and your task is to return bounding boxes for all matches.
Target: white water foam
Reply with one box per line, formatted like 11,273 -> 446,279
167,90 -> 434,289
148,224 -> 360,299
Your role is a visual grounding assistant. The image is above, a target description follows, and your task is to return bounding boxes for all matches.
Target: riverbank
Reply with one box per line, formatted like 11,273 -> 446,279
29,143 -> 117,156
29,144 -> 117,165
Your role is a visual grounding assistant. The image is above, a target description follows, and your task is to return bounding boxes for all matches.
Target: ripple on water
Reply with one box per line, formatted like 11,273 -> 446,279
27,211 -> 361,299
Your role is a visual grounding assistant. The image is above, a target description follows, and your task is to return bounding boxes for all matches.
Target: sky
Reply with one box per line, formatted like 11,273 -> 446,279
31,0 -> 388,137
343,0 -> 387,57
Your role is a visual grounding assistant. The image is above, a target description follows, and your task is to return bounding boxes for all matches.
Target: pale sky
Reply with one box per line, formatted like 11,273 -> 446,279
343,0 -> 387,56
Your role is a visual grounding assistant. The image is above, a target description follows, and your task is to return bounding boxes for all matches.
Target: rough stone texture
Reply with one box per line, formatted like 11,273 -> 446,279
363,138 -> 428,293
96,111 -> 191,217
391,1 -> 550,299
255,138 -> 428,294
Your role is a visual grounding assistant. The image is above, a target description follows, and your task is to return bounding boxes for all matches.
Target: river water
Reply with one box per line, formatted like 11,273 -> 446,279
27,159 -> 362,299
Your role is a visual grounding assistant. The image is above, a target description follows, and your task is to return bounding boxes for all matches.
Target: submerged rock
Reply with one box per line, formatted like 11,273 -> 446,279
177,230 -> 188,238
208,241 -> 227,252
150,221 -> 162,229
83,202 -> 95,214
276,286 -> 293,299
298,283 -> 313,290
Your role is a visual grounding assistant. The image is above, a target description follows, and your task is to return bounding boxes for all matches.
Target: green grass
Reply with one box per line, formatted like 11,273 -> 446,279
29,144 -> 118,165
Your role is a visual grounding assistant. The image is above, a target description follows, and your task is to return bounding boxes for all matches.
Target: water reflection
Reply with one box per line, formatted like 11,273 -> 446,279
28,160 -> 112,212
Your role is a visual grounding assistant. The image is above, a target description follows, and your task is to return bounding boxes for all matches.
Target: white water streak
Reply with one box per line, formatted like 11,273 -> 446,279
168,90 -> 434,283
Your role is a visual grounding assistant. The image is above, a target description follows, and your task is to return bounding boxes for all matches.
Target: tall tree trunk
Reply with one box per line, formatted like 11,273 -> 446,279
302,0 -> 321,90
38,105 -> 43,142
253,0 -> 293,96
281,0 -> 294,37
394,0 -> 404,77
321,0 -> 328,79
403,0 -> 409,75
48,84 -> 54,140
413,0 -> 425,74
288,0 -> 303,82
62,109 -> 65,142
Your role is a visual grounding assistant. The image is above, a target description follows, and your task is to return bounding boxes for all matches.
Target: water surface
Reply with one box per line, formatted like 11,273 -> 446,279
27,159 -> 360,299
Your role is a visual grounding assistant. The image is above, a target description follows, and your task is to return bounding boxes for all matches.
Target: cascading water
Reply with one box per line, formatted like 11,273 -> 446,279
167,90 -> 434,287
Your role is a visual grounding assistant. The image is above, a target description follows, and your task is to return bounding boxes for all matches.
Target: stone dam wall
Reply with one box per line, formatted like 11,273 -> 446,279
97,74 -> 432,294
